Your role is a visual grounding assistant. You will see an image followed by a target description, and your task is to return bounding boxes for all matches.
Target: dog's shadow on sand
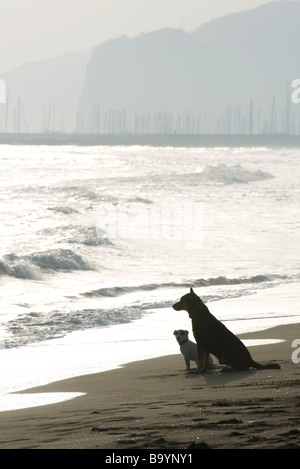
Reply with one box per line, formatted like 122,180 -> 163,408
139,367 -> 257,388
184,367 -> 258,386
139,367 -> 258,386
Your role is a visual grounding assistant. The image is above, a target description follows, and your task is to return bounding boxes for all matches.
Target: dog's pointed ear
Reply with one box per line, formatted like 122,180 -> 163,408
190,287 -> 194,294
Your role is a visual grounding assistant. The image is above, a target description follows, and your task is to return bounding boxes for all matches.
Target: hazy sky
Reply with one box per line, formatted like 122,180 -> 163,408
1,0 -> 287,73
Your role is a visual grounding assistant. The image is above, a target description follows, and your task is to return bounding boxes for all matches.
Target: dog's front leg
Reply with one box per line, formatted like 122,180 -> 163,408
202,350 -> 209,372
185,357 -> 190,371
196,344 -> 207,373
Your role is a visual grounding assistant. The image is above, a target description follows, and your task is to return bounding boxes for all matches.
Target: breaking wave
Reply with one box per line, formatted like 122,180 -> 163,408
47,206 -> 79,215
0,249 -> 93,280
4,305 -> 141,348
67,226 -> 113,247
193,164 -> 273,185
149,164 -> 273,188
4,272 -> 298,348
81,274 -> 289,298
3,271 -> 299,348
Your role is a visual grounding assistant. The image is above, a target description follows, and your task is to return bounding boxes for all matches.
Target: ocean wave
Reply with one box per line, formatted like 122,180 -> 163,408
30,249 -> 93,271
126,196 -> 153,204
47,206 -> 79,215
0,257 -> 40,280
3,273 -> 298,348
148,164 -> 273,188
37,224 -> 113,247
0,249 -> 93,279
53,185 -> 100,201
81,274 -> 288,298
67,226 -> 113,247
190,164 -> 273,185
4,305 -> 141,348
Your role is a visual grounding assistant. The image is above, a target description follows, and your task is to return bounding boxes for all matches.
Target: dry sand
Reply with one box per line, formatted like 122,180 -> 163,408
0,324 -> 299,450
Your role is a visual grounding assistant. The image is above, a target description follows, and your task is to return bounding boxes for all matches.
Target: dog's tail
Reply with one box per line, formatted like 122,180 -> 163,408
251,360 -> 281,370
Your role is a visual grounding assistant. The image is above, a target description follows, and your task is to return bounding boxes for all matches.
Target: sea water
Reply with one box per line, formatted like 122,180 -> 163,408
0,143 -> 299,411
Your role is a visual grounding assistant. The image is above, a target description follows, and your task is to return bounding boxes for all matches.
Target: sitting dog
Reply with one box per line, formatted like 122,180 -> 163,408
174,329 -> 214,371
173,288 -> 281,373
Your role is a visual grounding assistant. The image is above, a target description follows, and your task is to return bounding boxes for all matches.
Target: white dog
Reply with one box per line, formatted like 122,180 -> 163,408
173,329 -> 214,371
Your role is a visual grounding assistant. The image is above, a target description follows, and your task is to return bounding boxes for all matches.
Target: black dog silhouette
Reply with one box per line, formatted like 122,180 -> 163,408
173,288 -> 280,373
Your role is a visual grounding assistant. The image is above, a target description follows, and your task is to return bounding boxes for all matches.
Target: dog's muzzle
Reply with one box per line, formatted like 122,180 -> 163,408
172,301 -> 183,311
174,330 -> 188,345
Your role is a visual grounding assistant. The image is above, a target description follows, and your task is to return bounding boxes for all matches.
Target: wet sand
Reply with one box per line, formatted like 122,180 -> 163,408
0,324 -> 299,449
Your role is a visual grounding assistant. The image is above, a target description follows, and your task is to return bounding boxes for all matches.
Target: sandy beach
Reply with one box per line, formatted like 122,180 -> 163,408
0,323 -> 299,450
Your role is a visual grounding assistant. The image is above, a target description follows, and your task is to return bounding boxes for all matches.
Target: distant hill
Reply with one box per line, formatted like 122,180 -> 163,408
192,1 -> 300,111
80,28 -> 221,111
79,1 -> 300,134
78,28 -> 224,133
2,1 -> 300,134
2,51 -> 90,133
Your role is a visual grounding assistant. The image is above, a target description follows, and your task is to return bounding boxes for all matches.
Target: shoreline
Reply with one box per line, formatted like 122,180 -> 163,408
1,281 -> 299,408
1,132 -> 300,147
0,281 -> 299,414
0,323 -> 299,449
